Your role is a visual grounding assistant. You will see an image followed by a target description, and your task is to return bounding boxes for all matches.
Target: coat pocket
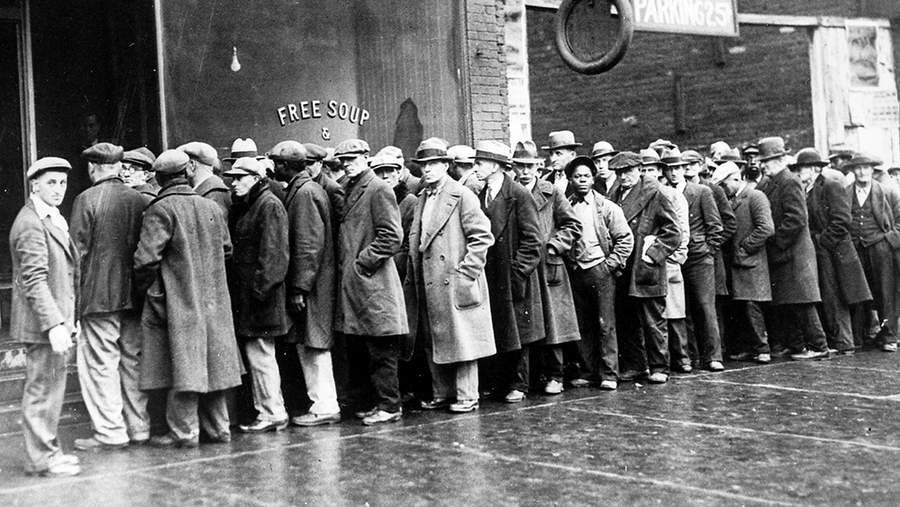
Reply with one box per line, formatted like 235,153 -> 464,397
634,258 -> 659,286
545,255 -> 564,287
732,248 -> 758,268
453,275 -> 483,310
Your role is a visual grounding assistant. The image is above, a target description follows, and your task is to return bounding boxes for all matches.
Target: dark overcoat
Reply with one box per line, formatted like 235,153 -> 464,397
758,169 -> 820,304
394,182 -> 417,283
133,181 -> 241,393
285,171 -> 336,349
706,182 -> 735,296
195,174 -> 232,220
69,176 -> 145,316
314,171 -> 346,220
335,169 -> 408,337
229,182 -> 290,338
9,200 -> 80,343
530,180 -> 581,345
135,178 -> 160,205
407,177 -> 496,363
808,174 -> 871,306
479,174 -> 544,353
682,181 -> 724,266
608,175 -> 681,298
728,186 -> 774,301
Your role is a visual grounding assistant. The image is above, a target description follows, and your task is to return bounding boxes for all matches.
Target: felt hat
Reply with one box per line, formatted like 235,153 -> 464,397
757,137 -> 790,161
681,150 -> 704,164
541,130 -> 581,151
473,140 -> 512,166
660,147 -> 688,167
223,138 -> 263,161
590,141 -> 618,159
842,153 -> 882,170
639,148 -> 665,168
81,142 -> 123,164
789,147 -> 829,169
178,141 -> 219,166
714,147 -> 747,166
512,140 -> 543,164
27,157 -> 71,180
448,145 -> 476,164
412,138 -> 452,163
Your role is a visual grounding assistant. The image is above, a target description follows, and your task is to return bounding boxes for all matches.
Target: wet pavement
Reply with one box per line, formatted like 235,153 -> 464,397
2,351 -> 900,506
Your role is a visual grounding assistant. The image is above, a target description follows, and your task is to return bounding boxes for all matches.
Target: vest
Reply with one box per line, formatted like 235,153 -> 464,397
850,194 -> 883,247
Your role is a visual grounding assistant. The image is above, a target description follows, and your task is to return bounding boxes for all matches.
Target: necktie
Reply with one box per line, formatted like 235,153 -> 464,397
485,191 -> 494,208
570,193 -> 587,205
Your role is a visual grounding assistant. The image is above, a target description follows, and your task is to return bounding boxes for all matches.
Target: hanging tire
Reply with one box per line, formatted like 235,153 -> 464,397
554,0 -> 634,75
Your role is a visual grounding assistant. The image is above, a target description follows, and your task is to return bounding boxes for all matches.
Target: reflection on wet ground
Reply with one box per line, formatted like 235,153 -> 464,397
2,352 -> 900,505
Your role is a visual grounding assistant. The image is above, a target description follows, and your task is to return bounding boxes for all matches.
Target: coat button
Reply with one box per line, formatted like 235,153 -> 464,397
439,255 -> 445,261
443,279 -> 449,285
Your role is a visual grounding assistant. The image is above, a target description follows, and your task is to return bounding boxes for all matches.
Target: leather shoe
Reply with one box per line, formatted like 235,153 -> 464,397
291,412 -> 341,426
149,433 -> 199,448
543,379 -> 564,395
567,378 -> 590,388
238,418 -> 288,433
619,369 -> 649,381
362,409 -> 402,426
449,399 -> 479,413
26,462 -> 81,478
74,436 -> 128,451
599,379 -> 618,391
647,372 -> 669,384
355,407 -> 378,419
728,351 -> 753,361
52,453 -> 79,466
754,353 -> 771,363
504,390 -> 526,403
882,343 -> 898,352
419,399 -> 451,410
790,349 -> 829,360
706,361 -> 724,372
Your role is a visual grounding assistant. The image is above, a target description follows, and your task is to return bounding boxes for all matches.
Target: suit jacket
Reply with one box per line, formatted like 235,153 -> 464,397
845,179 -> 900,249
195,174 -> 232,220
10,200 -> 80,343
728,186 -> 774,301
682,181 -> 724,265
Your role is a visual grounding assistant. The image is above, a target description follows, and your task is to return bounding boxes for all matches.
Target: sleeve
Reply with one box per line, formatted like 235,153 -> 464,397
645,190 -> 681,265
770,177 -> 808,252
546,188 -> 582,256
884,185 -> 900,249
819,179 -> 851,251
289,189 -> 326,294
133,205 -> 173,295
356,185 -> 403,272
712,184 -> 737,244
742,193 -> 775,254
15,223 -> 65,331
68,194 -> 92,272
700,186 -> 724,251
253,199 -> 290,300
510,191 -> 543,278
457,190 -> 495,280
605,202 -> 635,271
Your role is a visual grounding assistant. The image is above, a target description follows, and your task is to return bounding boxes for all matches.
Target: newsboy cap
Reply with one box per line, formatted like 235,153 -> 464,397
303,143 -> 328,161
27,157 -> 71,180
178,141 -> 219,166
81,142 -> 124,164
223,156 -> 266,178
153,149 -> 191,174
268,140 -> 307,162
123,147 -> 156,169
370,153 -> 403,171
334,139 -> 371,159
609,151 -> 643,172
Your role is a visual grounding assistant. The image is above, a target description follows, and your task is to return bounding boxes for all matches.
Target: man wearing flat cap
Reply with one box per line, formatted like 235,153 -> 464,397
607,151 -> 681,384
121,147 -> 159,203
178,141 -> 231,220
304,142 -> 346,218
69,143 -> 149,451
845,153 -> 900,351
756,136 -> 830,360
12,157 -> 81,477
134,150 -> 242,447
791,148 -> 871,355
542,130 -> 581,195
333,139 -> 408,425
475,140 -> 544,403
449,144 -> 484,196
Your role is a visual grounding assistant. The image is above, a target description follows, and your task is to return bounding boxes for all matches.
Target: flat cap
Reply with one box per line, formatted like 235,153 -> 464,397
370,153 -> 403,171
334,139 -> 370,159
178,141 -> 218,166
268,140 -> 307,162
303,143 -> 328,161
608,151 -> 643,172
153,149 -> 191,174
223,156 -> 266,178
27,157 -> 71,179
375,145 -> 404,162
81,142 -> 124,164
123,147 -> 156,169
448,145 -> 476,164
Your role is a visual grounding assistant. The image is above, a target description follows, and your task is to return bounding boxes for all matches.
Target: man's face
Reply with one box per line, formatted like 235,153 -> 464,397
514,162 -> 540,186
341,154 -> 369,179
375,166 -> 401,187
420,160 -> 448,186
641,164 -> 660,180
550,149 -> 576,172
31,171 -> 68,207
120,162 -> 148,187
760,156 -> 785,176
570,164 -> 595,195
617,166 -> 641,189
272,159 -> 291,182
854,164 -> 874,185
453,161 -> 474,180
665,165 -> 686,186
796,165 -> 816,186
307,160 -> 323,178
474,159 -> 498,180
721,172 -> 742,196
231,173 -> 258,197
685,161 -> 702,179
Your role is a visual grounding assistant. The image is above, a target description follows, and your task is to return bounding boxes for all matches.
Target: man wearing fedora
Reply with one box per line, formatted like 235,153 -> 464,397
121,147 -> 158,203
134,150 -> 242,447
756,137 -> 829,360
476,140 -> 544,402
607,152 -> 681,383
70,143 -> 149,451
512,140 -> 582,394
845,153 -> 900,351
449,144 -> 484,196
791,148 -> 871,355
542,130 -> 581,195
333,139 -> 408,425
179,141 -> 232,219
405,138 -> 495,412
590,141 -> 618,196
13,157 -> 81,476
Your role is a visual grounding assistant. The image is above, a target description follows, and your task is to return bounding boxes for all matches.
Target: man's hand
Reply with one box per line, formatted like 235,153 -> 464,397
48,324 -> 72,354
289,294 -> 306,314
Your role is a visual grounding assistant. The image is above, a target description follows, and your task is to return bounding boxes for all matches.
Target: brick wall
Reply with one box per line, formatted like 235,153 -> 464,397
466,0 -> 510,143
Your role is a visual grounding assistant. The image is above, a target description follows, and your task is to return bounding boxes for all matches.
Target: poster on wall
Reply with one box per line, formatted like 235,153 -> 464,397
847,24 -> 879,87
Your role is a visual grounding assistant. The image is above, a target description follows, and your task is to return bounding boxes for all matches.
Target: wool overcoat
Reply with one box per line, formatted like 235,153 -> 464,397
660,185 -> 689,319
707,182 -> 736,296
133,181 -> 241,393
195,174 -> 232,220
728,186 -> 774,301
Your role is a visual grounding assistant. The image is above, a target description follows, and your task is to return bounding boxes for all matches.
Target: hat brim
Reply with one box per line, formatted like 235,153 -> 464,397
371,163 -> 403,171
541,143 -> 582,151
454,158 -> 475,164
412,156 -> 452,163
788,161 -> 829,169
512,157 -> 543,164
843,160 -> 880,170
757,150 -> 790,162
591,150 -> 619,159
222,168 -> 255,177
474,153 -> 511,166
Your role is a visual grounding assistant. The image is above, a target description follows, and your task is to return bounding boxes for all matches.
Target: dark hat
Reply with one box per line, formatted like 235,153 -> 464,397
152,149 -> 191,174
828,147 -> 855,161
842,153 -> 882,170
413,137 -> 452,163
541,130 -> 581,151
122,147 -> 156,169
81,142 -> 124,164
609,151 -> 643,172
473,140 -> 512,166
714,148 -> 747,166
564,156 -> 597,178
303,143 -> 328,161
512,140 -> 543,164
268,140 -> 307,162
590,141 -> 618,159
223,138 -> 263,162
178,141 -> 219,166
27,157 -> 71,180
334,139 -> 370,159
223,156 -> 266,178
757,136 -> 790,161
660,147 -> 688,167
639,148 -> 665,168
888,166 -> 900,175
789,147 -> 829,169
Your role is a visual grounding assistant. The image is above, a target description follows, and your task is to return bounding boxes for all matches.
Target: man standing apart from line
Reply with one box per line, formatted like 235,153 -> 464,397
70,143 -> 149,451
12,157 -> 81,477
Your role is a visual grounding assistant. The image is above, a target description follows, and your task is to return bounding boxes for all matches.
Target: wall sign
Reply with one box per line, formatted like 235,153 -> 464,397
631,0 -> 739,37
276,100 -> 371,127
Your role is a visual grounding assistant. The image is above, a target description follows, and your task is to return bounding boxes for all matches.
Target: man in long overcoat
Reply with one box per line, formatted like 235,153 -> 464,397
713,162 -> 775,363
607,152 -> 681,384
223,157 -> 290,432
512,141 -> 581,395
476,140 -> 544,403
333,139 -> 408,425
792,148 -> 871,355
134,150 -> 242,447
179,141 -> 232,220
70,143 -> 149,451
406,138 -> 495,413
756,137 -> 829,360
270,141 -> 341,426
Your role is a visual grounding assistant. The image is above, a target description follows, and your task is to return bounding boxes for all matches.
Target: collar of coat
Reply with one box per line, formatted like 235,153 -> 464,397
150,181 -> 197,206
479,172 -> 526,239
22,199 -> 77,260
342,168 -> 376,219
530,179 -> 555,210
195,174 -> 229,196
285,170 -> 314,206
92,175 -> 124,187
415,178 -> 466,252
611,175 -> 658,222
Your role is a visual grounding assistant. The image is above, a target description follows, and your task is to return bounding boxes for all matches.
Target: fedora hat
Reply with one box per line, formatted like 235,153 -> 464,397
223,138 -> 264,161
842,153 -> 882,170
649,139 -> 677,154
448,145 -> 476,164
564,156 -> 597,178
639,148 -> 665,167
541,130 -> 581,151
412,137 -> 452,163
27,157 -> 71,180
714,148 -> 747,166
789,147 -> 829,169
474,140 -> 512,166
590,141 -> 618,159
660,147 -> 688,167
742,144 -> 759,156
512,140 -> 543,164
757,136 -> 790,161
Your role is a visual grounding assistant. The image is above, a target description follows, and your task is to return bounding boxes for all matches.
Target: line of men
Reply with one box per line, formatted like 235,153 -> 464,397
13,128 -> 899,478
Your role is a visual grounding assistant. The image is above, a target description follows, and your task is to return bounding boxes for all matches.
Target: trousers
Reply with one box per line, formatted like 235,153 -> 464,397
682,262 -> 723,364
22,344 -> 68,472
427,357 -> 478,402
347,335 -> 401,413
569,264 -> 619,380
297,345 -> 340,415
166,389 -> 230,441
242,337 -> 287,422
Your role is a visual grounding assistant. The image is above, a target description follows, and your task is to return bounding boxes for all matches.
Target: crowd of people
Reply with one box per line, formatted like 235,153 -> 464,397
13,129 -> 900,478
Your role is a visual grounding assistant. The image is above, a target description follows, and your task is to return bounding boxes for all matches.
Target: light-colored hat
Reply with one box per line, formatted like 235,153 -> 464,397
448,145 -> 476,164
590,141 -> 618,159
27,157 -> 71,179
268,140 -> 307,162
541,130 -> 581,151
334,139 -> 371,159
842,153 -> 882,170
223,138 -> 263,161
223,156 -> 266,178
304,143 -> 328,161
660,147 -> 689,167
412,138 -> 452,163
178,141 -> 219,166
473,140 -> 512,166
512,140 -> 543,164
639,148 -> 665,167
370,153 -> 403,171
710,161 -> 741,185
